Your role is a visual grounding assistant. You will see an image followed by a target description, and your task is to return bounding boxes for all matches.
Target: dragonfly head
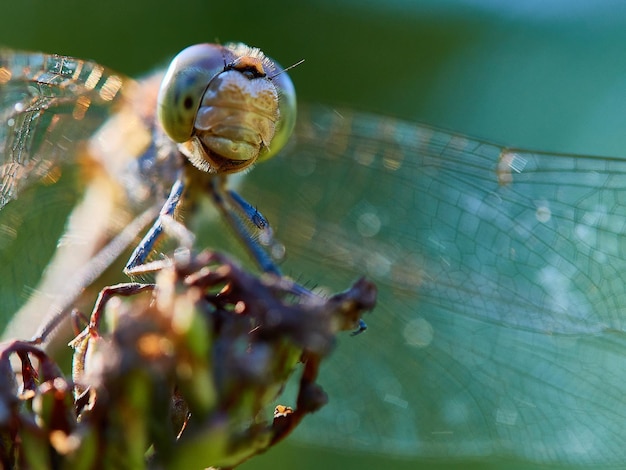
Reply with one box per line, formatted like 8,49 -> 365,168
157,43 -> 296,174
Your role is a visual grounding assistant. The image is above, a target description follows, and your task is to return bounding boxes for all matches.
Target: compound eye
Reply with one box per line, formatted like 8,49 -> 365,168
255,54 -> 297,162
157,44 -> 228,143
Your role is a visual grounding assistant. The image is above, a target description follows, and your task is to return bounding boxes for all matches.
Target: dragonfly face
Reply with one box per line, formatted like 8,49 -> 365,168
2,44 -> 626,466
157,43 -> 296,174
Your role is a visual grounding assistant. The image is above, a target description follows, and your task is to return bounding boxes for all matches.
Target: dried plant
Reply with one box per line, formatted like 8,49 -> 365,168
0,250 -> 376,469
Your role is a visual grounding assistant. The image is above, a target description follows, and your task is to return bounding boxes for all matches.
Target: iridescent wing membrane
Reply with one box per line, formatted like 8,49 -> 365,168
0,51 -> 135,323
0,51 -> 126,207
238,106 -> 626,465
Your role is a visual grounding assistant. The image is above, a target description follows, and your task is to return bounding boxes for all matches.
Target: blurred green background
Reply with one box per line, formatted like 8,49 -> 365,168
3,0 -> 626,468
4,0 -> 626,157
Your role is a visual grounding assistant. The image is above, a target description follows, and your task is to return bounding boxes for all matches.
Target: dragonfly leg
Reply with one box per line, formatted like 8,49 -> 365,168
209,179 -> 323,300
208,177 -> 281,276
124,178 -> 185,275
226,188 -> 271,232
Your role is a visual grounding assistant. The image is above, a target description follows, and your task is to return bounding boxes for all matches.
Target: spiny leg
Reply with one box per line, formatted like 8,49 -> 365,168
212,180 -> 368,331
226,188 -> 271,233
207,178 -> 324,301
123,175 -> 277,277
124,178 -> 185,276
207,177 -> 279,275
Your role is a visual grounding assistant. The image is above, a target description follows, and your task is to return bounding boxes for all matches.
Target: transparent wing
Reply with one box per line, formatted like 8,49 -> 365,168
236,105 -> 626,465
0,51 -> 127,207
0,51 -> 143,328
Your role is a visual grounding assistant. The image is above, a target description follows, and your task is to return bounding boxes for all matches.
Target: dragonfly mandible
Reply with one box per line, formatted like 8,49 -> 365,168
2,44 -> 626,466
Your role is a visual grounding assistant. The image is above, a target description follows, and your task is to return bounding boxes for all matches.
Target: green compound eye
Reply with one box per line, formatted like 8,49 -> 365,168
158,44 -> 226,144
157,43 -> 297,166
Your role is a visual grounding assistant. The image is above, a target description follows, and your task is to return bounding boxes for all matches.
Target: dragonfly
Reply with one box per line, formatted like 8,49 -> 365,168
2,44 -> 626,467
